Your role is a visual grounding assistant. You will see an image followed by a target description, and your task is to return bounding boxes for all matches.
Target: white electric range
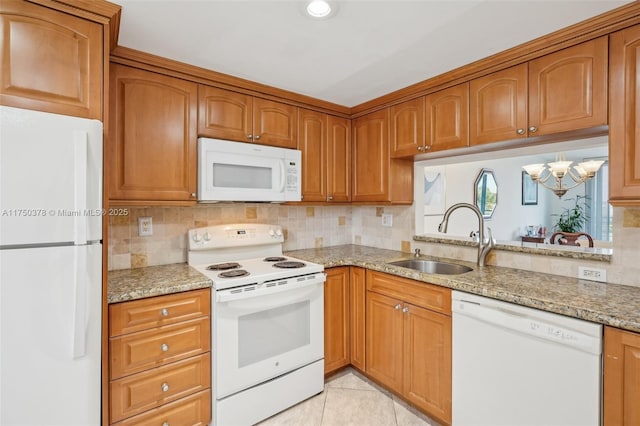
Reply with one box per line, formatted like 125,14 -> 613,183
188,223 -> 325,426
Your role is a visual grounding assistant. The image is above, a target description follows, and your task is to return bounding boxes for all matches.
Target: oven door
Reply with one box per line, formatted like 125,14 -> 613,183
214,278 -> 324,399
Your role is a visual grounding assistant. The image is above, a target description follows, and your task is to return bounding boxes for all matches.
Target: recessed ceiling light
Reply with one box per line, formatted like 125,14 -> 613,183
306,0 -> 332,18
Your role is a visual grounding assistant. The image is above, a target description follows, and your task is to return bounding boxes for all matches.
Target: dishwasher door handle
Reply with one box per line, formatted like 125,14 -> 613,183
453,300 -> 601,355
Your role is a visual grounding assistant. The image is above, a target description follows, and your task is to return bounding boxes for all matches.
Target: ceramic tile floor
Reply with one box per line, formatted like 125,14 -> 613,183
258,369 -> 440,426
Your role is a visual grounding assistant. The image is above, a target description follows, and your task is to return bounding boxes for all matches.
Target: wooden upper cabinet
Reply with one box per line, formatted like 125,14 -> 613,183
327,115 -> 351,202
609,24 -> 640,205
390,97 -> 425,158
298,108 -> 327,202
425,83 -> 469,152
353,109 -> 412,204
198,85 -> 296,148
353,110 -> 390,202
253,98 -> 297,148
198,85 -> 252,142
297,110 -> 351,203
0,0 -> 103,119
109,64 -> 198,203
470,64 -> 528,146
528,36 -> 607,136
604,326 -> 640,426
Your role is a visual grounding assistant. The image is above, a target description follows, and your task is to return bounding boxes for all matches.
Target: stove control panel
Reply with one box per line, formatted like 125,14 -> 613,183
188,223 -> 285,250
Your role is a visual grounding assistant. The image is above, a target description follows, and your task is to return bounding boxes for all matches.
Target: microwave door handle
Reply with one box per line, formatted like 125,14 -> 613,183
279,160 -> 286,193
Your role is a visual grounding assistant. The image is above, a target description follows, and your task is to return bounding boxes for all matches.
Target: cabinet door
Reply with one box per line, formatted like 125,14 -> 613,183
298,108 -> 327,202
352,109 -> 390,202
327,115 -> 352,202
470,64 -> 528,145
529,36 -> 607,136
365,291 -> 404,394
253,98 -> 297,148
403,303 -> 451,425
324,267 -> 350,375
390,97 -> 425,158
610,24 -> 640,204
109,65 -> 198,202
0,0 -> 102,119
198,85 -> 252,143
425,83 -> 469,152
349,267 -> 366,371
604,326 -> 640,426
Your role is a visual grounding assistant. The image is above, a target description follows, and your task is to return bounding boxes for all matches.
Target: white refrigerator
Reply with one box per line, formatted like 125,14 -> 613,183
0,106 -> 103,425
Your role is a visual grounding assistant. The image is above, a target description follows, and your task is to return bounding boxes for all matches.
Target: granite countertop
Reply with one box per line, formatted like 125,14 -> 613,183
107,244 -> 640,334
285,244 -> 640,333
108,263 -> 212,304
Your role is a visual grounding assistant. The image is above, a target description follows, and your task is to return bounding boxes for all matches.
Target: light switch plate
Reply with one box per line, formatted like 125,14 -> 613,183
138,217 -> 153,236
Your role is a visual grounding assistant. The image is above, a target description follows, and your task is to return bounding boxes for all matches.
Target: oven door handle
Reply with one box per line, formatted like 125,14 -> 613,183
216,279 -> 323,310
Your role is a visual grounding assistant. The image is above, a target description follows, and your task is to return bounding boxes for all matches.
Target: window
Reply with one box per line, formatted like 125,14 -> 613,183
585,160 -> 612,241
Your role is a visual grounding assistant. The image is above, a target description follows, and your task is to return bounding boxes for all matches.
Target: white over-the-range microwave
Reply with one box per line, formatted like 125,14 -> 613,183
197,137 -> 302,202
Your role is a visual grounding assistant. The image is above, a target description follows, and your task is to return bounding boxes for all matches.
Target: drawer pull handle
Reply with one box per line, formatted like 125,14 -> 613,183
160,308 -> 169,317
161,383 -> 169,392
161,343 -> 169,352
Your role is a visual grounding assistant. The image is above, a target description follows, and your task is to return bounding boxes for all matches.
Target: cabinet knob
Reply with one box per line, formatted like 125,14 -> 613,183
328,195 -> 334,201
190,192 -> 196,198
247,134 -> 253,140
162,422 -> 170,426
402,306 -> 409,313
394,303 -> 402,310
161,382 -> 169,392
417,146 -> 424,152
255,135 -> 261,140
516,128 -> 525,135
423,145 -> 431,151
160,308 -> 169,317
161,343 -> 169,352
528,126 -> 538,133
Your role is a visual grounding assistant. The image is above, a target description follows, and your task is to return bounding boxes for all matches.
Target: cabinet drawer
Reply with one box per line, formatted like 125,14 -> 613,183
110,353 -> 211,422
110,317 -> 210,379
110,289 -> 210,337
112,389 -> 211,426
366,270 -> 451,315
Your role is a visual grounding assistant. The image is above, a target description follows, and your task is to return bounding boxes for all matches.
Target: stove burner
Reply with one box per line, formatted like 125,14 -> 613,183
218,269 -> 250,278
273,261 -> 305,269
207,262 -> 241,271
264,256 -> 287,262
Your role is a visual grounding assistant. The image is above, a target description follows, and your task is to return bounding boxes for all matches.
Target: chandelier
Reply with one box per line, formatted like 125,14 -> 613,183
522,154 -> 604,199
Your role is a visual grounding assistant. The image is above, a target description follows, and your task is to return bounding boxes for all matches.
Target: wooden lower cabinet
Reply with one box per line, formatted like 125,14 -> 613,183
365,271 -> 452,425
324,267 -> 350,375
349,267 -> 366,371
604,326 -> 640,425
109,289 -> 211,425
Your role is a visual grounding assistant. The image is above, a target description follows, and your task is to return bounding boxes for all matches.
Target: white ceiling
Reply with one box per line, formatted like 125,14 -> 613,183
112,0 -> 629,107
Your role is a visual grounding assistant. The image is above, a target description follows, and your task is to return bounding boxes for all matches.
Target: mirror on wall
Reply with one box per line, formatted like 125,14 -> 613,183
474,169 -> 497,219
414,137 -> 612,251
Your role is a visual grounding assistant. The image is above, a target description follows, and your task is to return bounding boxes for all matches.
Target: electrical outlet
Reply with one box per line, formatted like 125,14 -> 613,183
381,213 -> 393,227
138,217 -> 153,236
578,266 -> 607,283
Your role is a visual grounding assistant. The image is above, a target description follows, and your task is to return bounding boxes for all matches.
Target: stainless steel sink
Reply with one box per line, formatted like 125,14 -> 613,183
387,259 -> 473,275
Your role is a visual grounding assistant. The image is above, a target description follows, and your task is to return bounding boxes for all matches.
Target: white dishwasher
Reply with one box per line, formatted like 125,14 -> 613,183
452,290 -> 602,426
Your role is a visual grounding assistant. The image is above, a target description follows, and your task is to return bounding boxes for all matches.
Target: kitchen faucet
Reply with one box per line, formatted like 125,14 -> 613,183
438,203 -> 495,267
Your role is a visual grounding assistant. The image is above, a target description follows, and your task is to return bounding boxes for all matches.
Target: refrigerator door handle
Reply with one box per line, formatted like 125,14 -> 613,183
72,246 -> 89,358
73,130 -> 88,245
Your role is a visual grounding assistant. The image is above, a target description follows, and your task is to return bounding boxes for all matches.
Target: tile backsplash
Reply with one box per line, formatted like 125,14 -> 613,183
108,203 -> 640,288
110,203 -> 415,270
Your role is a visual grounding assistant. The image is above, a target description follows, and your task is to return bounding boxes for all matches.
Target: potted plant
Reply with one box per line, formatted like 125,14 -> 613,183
551,195 -> 590,245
